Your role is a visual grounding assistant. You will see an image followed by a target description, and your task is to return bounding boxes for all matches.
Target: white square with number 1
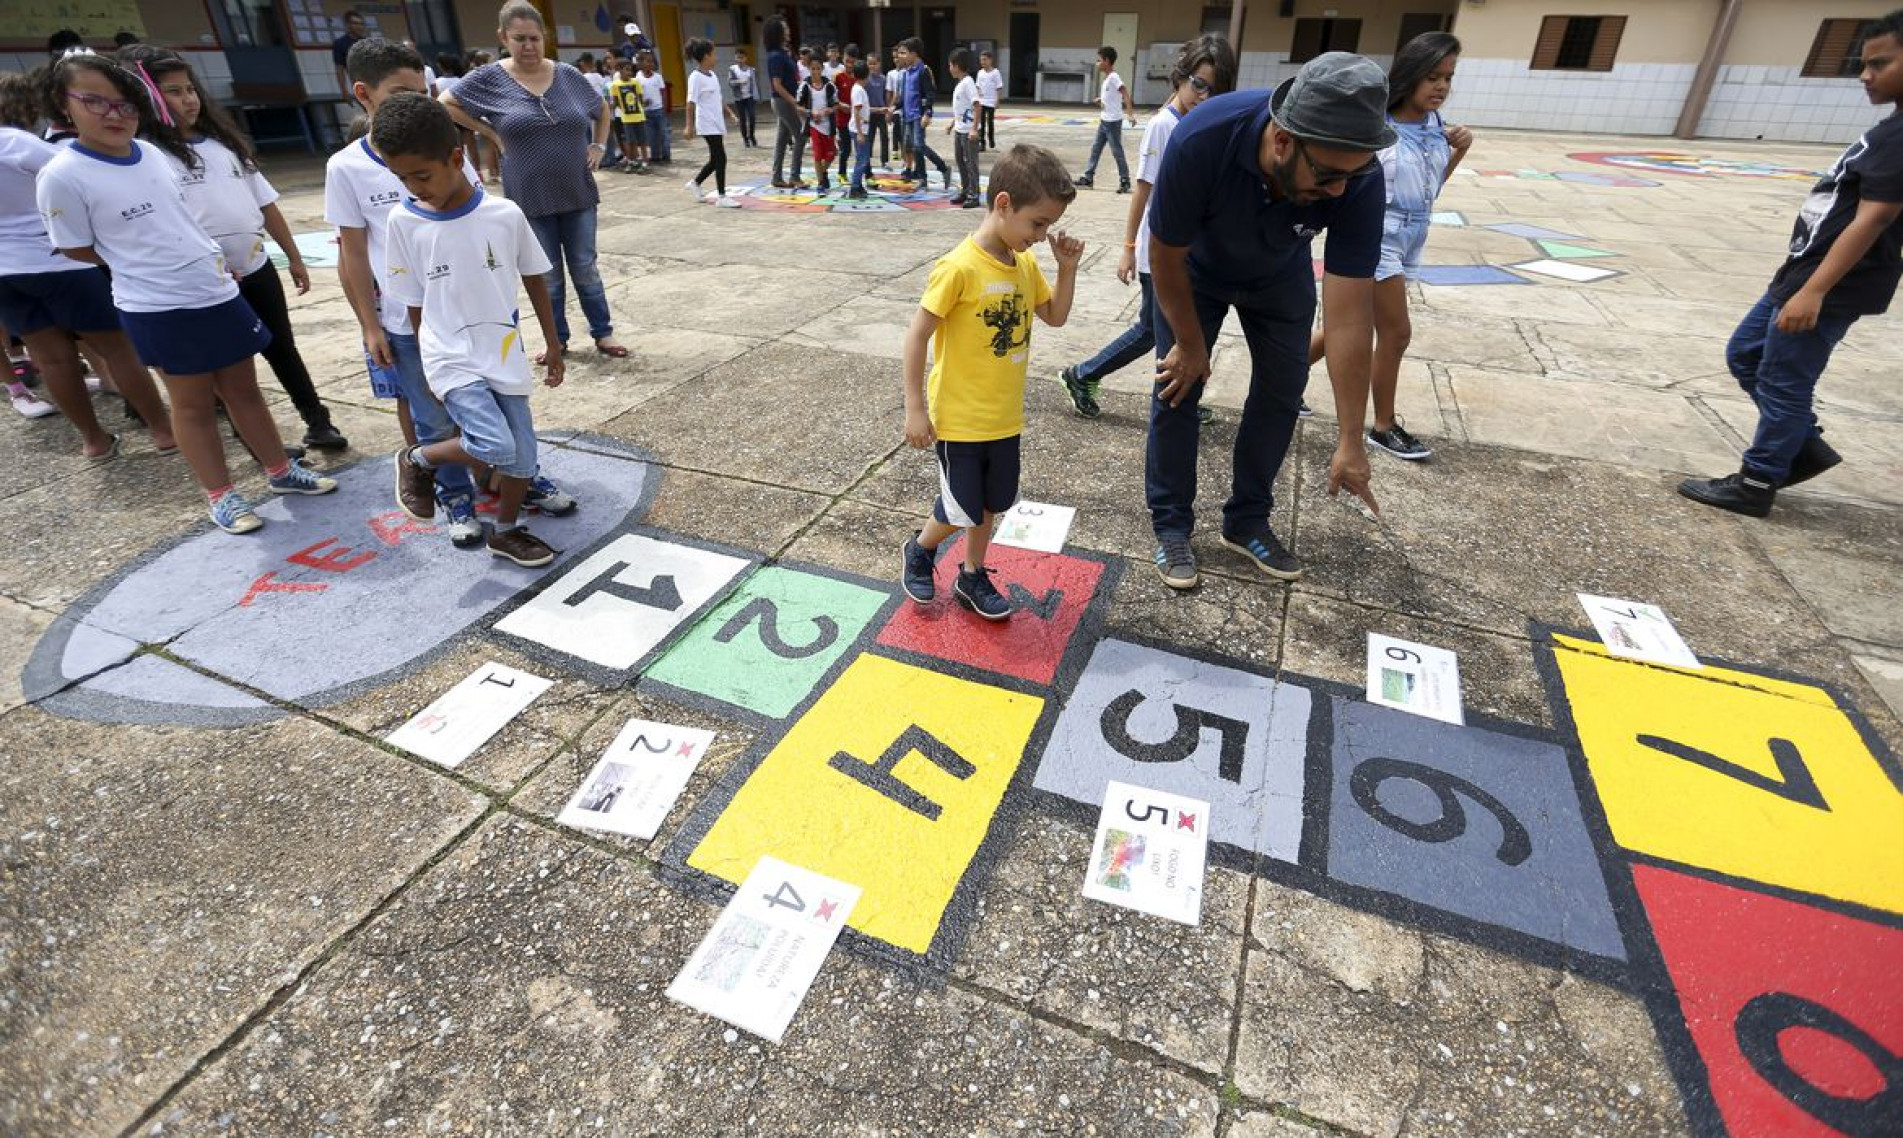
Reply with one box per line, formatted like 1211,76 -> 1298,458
385,661 -> 552,768
1366,633 -> 1465,725
666,856 -> 861,1044
1578,593 -> 1702,669
1081,780 -> 1210,926
557,718 -> 715,840
991,500 -> 1076,554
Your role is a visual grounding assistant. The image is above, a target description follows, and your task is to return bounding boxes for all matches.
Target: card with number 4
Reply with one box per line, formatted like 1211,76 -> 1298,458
667,856 -> 861,1043
1081,780 -> 1210,926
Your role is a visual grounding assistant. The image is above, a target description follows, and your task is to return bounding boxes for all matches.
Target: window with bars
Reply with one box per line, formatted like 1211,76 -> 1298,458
1803,18 -> 1875,78
1530,15 -> 1627,72
1290,18 -> 1363,65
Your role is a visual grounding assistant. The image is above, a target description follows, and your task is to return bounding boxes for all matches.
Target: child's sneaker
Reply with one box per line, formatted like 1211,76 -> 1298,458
1117,180 -> 1131,194
684,179 -> 706,201
524,474 -> 578,516
1073,174 -> 1094,188
901,535 -> 936,603
715,195 -> 742,208
9,387 -> 55,418
395,447 -> 437,520
1057,365 -> 1101,419
209,490 -> 263,534
489,525 -> 556,566
1366,421 -> 1431,461
953,565 -> 1011,621
269,460 -> 340,496
443,495 -> 484,548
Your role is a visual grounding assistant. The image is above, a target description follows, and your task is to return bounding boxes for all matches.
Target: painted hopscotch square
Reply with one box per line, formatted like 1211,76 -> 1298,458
1326,697 -> 1627,963
645,565 -> 893,720
1510,258 -> 1622,284
1416,265 -> 1531,287
1550,638 -> 1903,919
875,538 -> 1107,686
1484,222 -> 1585,241
683,654 -> 1044,956
1031,637 -> 1312,865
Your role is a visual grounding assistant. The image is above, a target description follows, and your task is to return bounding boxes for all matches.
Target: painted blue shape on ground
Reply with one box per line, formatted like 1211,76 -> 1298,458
49,655 -> 276,727
1325,698 -> 1628,962
1417,265 -> 1531,287
1430,210 -> 1467,227
1483,222 -> 1585,242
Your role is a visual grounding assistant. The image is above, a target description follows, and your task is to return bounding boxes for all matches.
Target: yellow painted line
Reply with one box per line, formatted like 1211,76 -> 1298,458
688,654 -> 1044,955
1554,641 -> 1903,917
1551,633 -> 1837,707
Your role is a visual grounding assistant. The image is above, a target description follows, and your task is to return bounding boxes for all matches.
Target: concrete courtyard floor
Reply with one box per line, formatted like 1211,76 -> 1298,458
4,114 -> 1901,1137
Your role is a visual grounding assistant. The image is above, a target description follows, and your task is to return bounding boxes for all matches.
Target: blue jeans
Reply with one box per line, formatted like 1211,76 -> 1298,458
386,330 -> 476,506
1729,292 -> 1858,482
906,117 -> 946,183
646,109 -> 671,162
442,386 -> 538,479
1083,119 -> 1129,182
1078,272 -> 1154,382
852,131 -> 873,192
735,97 -> 757,145
526,207 -> 613,345
1146,272 -> 1314,538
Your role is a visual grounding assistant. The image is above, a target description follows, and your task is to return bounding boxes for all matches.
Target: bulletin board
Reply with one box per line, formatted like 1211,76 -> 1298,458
0,0 -> 145,41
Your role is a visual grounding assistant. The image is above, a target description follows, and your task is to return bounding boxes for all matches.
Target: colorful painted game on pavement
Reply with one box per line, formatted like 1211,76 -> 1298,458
1569,152 -> 1828,181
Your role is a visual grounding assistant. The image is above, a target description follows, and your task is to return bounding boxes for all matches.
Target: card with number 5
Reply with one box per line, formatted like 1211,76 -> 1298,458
1081,780 -> 1211,926
666,855 -> 861,1043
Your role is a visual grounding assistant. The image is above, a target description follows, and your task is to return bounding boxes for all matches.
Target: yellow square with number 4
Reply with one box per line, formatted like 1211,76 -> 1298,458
688,654 -> 1044,955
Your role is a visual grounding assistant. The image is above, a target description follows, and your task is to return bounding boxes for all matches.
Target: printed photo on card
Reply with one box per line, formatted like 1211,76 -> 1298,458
1081,780 -> 1210,927
667,856 -> 861,1043
385,662 -> 552,768
557,719 -> 716,841
1577,593 -> 1702,669
990,501 -> 1077,554
1366,633 -> 1465,725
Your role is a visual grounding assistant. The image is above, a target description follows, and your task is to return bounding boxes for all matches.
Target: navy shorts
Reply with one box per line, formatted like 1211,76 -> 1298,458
932,435 -> 1021,527
119,295 -> 271,376
0,268 -> 120,337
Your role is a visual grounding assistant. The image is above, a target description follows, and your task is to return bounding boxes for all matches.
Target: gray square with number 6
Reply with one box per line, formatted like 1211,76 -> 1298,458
1326,698 -> 1627,962
1031,638 -> 1311,863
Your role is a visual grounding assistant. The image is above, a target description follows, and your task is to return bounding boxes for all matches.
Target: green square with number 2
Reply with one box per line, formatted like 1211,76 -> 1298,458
645,566 -> 892,719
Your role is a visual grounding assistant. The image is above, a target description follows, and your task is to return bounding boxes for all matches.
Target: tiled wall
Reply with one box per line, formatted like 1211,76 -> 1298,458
1696,65 -> 1874,144
1443,58 -> 1696,136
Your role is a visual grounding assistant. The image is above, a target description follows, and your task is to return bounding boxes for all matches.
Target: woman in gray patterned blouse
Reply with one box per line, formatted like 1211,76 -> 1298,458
440,1 -> 630,359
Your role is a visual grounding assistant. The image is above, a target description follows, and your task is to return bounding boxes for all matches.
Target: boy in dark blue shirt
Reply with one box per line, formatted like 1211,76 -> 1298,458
1680,11 -> 1903,517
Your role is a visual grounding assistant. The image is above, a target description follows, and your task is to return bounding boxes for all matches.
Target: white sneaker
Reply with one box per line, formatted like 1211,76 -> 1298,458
684,179 -> 706,201
715,195 -> 741,208
10,389 -> 55,419
83,374 -> 102,394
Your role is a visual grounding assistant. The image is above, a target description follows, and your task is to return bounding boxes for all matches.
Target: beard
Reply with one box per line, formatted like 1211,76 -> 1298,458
1269,153 -> 1305,202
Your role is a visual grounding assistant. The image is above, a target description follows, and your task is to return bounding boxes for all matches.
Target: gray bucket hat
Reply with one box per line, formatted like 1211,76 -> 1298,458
1269,51 -> 1396,152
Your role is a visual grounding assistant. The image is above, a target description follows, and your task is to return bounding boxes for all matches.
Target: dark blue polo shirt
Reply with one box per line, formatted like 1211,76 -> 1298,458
766,49 -> 798,104
1149,89 -> 1384,291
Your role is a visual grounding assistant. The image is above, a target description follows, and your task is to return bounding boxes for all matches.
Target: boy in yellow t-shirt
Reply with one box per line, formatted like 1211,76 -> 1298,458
901,144 -> 1084,620
608,59 -> 648,172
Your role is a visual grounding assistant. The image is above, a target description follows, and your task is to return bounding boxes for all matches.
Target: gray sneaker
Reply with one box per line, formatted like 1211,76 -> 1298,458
1221,529 -> 1303,581
1153,535 -> 1199,590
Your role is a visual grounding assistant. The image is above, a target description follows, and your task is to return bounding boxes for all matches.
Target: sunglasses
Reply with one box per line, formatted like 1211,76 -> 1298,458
1294,138 -> 1378,186
66,90 -> 141,120
1186,75 -> 1212,94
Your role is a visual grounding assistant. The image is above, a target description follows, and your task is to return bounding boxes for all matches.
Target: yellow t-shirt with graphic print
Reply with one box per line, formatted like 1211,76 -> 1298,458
920,236 -> 1053,442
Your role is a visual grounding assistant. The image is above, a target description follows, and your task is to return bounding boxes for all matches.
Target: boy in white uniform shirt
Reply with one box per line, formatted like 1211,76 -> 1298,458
947,50 -> 982,208
374,93 -> 567,568
1075,45 -> 1134,193
976,51 -> 1003,150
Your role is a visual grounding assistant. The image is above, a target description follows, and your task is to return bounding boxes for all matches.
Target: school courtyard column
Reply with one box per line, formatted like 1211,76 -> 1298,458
1676,0 -> 1745,138
1229,0 -> 1247,52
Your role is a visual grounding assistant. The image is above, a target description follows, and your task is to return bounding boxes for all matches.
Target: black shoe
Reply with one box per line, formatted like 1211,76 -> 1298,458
1367,421 -> 1432,461
954,565 -> 1012,621
1058,365 -> 1101,419
1117,180 -> 1131,194
1073,174 -> 1094,188
1677,471 -> 1775,518
962,197 -> 981,209
901,535 -> 937,603
948,193 -> 968,206
941,170 -> 954,191
1783,433 -> 1843,487
303,423 -> 349,451
1220,528 -> 1303,581
1297,400 -> 1314,419
1197,405 -> 1216,426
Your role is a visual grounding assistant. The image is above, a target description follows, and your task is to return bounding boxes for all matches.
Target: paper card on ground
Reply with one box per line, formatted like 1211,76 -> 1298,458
1577,594 -> 1702,669
991,501 -> 1077,554
1081,780 -> 1210,926
557,718 -> 716,840
385,661 -> 552,767
667,856 -> 861,1043
1509,258 -> 1620,283
1366,633 -> 1465,725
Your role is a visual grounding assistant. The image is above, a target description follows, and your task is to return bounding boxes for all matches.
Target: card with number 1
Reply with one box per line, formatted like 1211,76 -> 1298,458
1081,780 -> 1211,926
666,856 -> 861,1043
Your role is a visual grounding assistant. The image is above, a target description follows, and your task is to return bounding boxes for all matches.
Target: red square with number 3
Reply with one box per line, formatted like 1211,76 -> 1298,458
876,538 -> 1104,686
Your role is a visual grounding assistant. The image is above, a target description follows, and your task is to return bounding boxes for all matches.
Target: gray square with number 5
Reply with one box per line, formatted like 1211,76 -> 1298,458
1326,698 -> 1627,962
1031,638 -> 1311,863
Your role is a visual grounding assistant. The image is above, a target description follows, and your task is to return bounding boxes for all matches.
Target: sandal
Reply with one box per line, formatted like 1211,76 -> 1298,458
85,433 -> 122,463
594,339 -> 631,359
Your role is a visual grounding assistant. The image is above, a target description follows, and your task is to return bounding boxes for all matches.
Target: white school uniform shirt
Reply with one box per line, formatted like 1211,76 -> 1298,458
977,67 -> 1003,107
687,68 -> 725,135
728,63 -> 755,100
384,188 -> 554,399
850,83 -> 869,136
1099,70 -> 1126,122
424,64 -> 438,95
323,136 -> 478,337
584,70 -> 610,101
1133,104 -> 1183,277
174,135 -> 278,278
640,71 -> 667,110
821,62 -> 842,80
37,140 -> 236,313
0,128 -> 90,277
803,81 -> 835,135
437,74 -> 460,99
951,75 -> 978,131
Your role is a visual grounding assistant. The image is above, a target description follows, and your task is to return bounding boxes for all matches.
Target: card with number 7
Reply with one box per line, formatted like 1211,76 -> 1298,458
666,855 -> 861,1043
1081,780 -> 1211,926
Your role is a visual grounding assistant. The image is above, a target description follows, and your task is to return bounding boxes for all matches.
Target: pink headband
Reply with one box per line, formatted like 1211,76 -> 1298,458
131,61 -> 173,128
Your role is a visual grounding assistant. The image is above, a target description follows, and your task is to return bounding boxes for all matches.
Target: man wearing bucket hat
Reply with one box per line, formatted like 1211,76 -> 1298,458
1144,52 -> 1392,589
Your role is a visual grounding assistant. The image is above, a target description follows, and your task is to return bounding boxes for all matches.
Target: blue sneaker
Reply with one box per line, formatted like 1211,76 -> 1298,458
209,490 -> 263,534
443,495 -> 484,549
901,536 -> 936,603
524,475 -> 577,516
267,459 -> 339,496
953,566 -> 1012,621
1220,528 -> 1303,581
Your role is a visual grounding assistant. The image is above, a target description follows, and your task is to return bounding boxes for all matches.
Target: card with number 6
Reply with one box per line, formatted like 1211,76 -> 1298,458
1081,780 -> 1211,926
666,855 -> 861,1043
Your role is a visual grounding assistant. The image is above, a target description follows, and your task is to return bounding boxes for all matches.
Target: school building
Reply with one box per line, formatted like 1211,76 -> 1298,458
0,1 -> 1891,146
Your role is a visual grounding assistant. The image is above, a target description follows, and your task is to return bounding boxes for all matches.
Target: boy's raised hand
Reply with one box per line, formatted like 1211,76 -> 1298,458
1048,230 -> 1086,269
904,406 -> 935,449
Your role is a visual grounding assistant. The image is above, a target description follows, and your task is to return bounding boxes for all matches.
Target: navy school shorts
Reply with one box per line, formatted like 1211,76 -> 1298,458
932,435 -> 1021,527
0,267 -> 120,337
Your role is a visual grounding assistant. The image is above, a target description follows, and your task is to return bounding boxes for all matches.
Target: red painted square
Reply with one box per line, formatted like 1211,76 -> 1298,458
875,538 -> 1104,686
1632,863 -> 1903,1138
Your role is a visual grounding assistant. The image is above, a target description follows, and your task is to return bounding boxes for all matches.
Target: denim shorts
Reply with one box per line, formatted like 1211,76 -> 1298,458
0,267 -> 119,337
442,384 -> 538,479
1376,208 -> 1433,282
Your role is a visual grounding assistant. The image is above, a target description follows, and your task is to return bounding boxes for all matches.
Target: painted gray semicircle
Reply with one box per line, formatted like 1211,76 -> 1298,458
24,435 -> 658,727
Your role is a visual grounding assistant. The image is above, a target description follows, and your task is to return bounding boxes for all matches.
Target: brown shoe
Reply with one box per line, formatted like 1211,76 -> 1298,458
394,447 -> 436,521
488,525 -> 556,567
